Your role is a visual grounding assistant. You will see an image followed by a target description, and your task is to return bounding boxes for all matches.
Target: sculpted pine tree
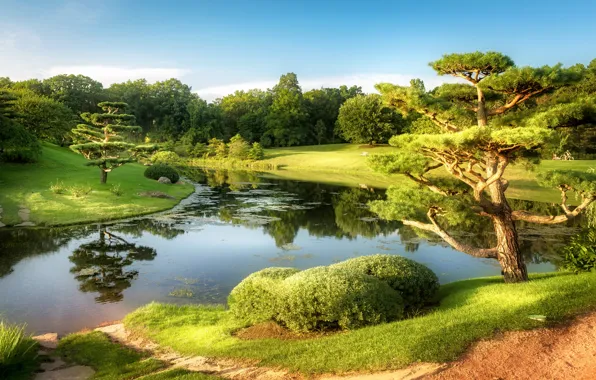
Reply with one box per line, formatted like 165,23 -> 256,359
370,52 -> 596,282
70,101 -> 155,183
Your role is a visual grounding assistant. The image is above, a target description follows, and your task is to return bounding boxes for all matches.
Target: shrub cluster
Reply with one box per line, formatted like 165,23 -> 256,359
228,267 -> 300,325
560,229 -> 596,273
228,254 -> 438,332
151,151 -> 181,165
330,254 -> 439,309
144,164 -> 180,183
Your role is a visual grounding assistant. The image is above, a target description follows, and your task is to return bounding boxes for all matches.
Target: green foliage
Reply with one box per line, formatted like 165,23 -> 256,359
247,142 -> 265,160
0,321 -> 38,378
537,170 -> 596,196
227,134 -> 250,159
42,74 -> 105,113
265,73 -> 309,147
336,94 -> 401,144
430,51 -> 515,78
0,90 -> 42,163
189,142 -> 207,158
228,267 -> 300,325
68,184 -> 93,198
480,64 -> 583,93
278,266 -> 404,331
49,180 -> 67,194
205,137 -> 227,158
560,230 -> 596,273
151,150 -> 181,165
144,164 -> 180,183
330,254 -> 439,309
110,183 -> 123,197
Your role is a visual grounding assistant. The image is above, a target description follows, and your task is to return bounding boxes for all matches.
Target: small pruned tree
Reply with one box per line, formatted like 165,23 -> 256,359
369,52 -> 596,283
336,94 -> 402,145
70,101 -> 156,183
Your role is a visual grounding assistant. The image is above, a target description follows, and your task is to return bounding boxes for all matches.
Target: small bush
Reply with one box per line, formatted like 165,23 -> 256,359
330,254 -> 439,309
560,230 -> 596,273
69,184 -> 93,198
248,142 -> 265,160
49,180 -> 66,194
228,267 -> 300,325
151,151 -> 180,165
277,266 -> 403,331
0,321 -> 38,378
110,184 -> 123,197
189,143 -> 207,158
228,134 -> 250,160
144,164 -> 180,184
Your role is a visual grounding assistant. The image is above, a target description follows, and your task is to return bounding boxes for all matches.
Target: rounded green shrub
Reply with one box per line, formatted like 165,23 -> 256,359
277,266 -> 403,331
331,254 -> 439,309
228,267 -> 300,324
144,164 -> 180,183
151,151 -> 180,165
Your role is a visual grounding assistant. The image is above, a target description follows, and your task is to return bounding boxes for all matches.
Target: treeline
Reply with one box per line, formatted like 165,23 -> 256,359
0,72 -> 381,158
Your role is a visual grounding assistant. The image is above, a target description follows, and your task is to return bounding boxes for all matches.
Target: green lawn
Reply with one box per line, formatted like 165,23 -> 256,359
124,271 -> 596,375
0,144 -> 194,226
259,144 -> 595,204
57,331 -> 220,380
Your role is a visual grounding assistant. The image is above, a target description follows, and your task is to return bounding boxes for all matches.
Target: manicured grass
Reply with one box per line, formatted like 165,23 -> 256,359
259,144 -> 595,204
124,272 -> 596,375
57,331 -> 220,380
0,143 -> 194,226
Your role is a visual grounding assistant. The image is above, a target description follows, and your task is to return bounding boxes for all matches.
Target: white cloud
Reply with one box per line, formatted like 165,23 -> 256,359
195,73 -> 458,101
44,66 -> 191,85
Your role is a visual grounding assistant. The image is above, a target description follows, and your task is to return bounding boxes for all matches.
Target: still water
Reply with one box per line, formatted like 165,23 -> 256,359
0,170 -> 578,334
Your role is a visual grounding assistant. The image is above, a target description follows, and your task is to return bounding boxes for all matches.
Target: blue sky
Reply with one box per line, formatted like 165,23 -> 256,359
1,0 -> 595,100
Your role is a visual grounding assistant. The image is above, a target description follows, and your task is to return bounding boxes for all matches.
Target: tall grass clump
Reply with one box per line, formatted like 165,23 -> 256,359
49,180 -> 66,194
0,321 -> 38,378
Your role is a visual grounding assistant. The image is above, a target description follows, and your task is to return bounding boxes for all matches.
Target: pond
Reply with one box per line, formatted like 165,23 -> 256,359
0,169 -> 582,334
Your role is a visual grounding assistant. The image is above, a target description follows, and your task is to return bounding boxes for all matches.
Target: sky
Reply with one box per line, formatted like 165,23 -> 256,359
1,0 -> 595,101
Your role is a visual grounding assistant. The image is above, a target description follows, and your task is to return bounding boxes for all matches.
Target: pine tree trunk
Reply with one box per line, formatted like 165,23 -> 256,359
100,168 -> 108,184
492,211 -> 528,283
476,86 -> 488,127
486,155 -> 528,283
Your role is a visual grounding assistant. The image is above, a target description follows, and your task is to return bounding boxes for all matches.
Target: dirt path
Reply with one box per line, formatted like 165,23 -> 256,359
95,312 -> 596,380
428,311 -> 596,380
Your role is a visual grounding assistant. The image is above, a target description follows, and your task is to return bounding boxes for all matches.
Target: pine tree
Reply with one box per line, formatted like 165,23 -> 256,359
369,52 -> 596,283
70,101 -> 155,183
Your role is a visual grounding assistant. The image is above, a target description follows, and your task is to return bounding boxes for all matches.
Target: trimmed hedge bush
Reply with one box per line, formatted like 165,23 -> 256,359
330,254 -> 439,309
228,267 -> 300,325
277,266 -> 404,331
144,164 -> 180,183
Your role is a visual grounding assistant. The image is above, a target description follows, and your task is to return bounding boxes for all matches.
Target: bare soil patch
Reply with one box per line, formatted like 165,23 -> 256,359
429,311 -> 596,380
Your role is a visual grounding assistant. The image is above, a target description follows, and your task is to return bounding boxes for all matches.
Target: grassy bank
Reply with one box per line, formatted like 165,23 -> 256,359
57,331 -> 220,379
0,144 -> 194,226
124,271 -> 596,375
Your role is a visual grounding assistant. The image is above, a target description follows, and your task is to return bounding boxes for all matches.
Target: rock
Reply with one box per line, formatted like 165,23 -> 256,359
0,222 -> 5,228
34,365 -> 95,380
158,177 -> 172,184
138,191 -> 175,199
18,208 -> 31,222
33,333 -> 59,349
40,358 -> 66,371
15,222 -> 36,227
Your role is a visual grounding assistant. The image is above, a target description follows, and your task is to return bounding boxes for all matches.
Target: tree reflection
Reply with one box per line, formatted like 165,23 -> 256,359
69,226 -> 156,303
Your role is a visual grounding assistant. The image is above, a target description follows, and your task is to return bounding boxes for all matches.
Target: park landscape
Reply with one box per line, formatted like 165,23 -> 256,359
2,2 -> 596,380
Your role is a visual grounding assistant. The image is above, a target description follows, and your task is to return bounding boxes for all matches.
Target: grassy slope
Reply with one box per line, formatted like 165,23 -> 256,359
258,144 -> 595,204
57,331 -> 220,379
0,144 -> 194,226
124,272 -> 596,375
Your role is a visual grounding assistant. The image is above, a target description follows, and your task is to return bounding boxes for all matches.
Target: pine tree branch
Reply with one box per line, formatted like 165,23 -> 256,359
487,88 -> 550,115
512,188 -> 595,224
403,208 -> 498,258
419,109 -> 461,132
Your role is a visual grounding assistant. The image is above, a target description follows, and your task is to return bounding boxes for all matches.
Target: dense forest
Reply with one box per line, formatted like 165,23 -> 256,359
1,58 -> 595,164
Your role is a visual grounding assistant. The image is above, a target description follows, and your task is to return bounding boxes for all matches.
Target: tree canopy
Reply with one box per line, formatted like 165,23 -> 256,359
369,51 -> 596,283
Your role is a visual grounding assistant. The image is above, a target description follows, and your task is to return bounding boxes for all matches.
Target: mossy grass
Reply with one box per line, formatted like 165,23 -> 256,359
56,331 -> 220,379
124,272 -> 596,375
0,143 -> 194,226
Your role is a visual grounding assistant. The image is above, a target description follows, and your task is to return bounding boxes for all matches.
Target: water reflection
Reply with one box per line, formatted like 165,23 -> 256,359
69,227 -> 156,303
